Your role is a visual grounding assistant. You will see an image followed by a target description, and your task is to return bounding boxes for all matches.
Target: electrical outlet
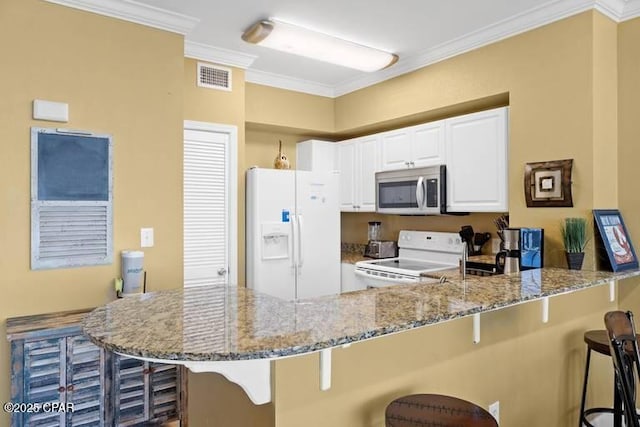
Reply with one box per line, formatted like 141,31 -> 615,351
489,401 -> 500,423
140,228 -> 154,248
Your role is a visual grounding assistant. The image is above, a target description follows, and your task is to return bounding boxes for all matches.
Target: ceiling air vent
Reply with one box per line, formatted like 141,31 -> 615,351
197,62 -> 232,91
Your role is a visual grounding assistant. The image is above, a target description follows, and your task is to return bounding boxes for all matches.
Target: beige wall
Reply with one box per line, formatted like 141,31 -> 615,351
269,10 -> 628,427
0,1 -> 184,425
336,12 -> 597,270
245,83 -> 335,133
274,285 -> 617,426
3,2 -> 639,426
618,18 -> 640,256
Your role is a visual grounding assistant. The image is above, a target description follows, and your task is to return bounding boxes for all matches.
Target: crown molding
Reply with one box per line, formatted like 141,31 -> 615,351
595,0 -> 628,19
620,0 -> 640,20
334,0 -> 596,96
245,69 -> 336,98
44,0 -> 199,35
185,41 -> 257,69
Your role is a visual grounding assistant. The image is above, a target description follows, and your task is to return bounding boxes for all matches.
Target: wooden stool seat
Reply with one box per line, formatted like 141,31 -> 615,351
584,330 -> 612,355
385,394 -> 498,427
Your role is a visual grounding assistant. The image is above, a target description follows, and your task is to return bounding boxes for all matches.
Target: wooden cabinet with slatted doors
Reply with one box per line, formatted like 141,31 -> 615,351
7,309 -> 188,427
8,311 -> 107,427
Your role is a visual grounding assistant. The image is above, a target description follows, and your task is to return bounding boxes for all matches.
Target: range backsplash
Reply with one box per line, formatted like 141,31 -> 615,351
341,212 -> 505,254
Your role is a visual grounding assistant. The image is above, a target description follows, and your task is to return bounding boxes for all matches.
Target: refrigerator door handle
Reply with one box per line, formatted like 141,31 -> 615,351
297,214 -> 304,267
290,214 -> 298,268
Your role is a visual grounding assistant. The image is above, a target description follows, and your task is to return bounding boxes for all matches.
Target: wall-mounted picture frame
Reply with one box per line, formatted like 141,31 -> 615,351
524,159 -> 573,207
593,209 -> 638,272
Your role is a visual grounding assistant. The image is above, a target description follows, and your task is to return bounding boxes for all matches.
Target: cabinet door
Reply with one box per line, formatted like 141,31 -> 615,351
338,141 -> 357,212
65,335 -> 105,426
356,136 -> 379,212
22,338 -> 66,427
445,107 -> 508,212
149,363 -> 180,422
412,121 -> 445,168
113,356 -> 148,426
380,129 -> 412,171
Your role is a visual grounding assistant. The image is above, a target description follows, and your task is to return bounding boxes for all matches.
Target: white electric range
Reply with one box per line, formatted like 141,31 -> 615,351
355,230 -> 464,287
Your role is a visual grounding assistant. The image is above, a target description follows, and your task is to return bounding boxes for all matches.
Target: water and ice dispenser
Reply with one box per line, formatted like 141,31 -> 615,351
261,223 -> 290,260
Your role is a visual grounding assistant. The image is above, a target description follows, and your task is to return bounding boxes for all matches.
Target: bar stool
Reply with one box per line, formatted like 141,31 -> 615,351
578,330 -> 623,427
605,310 -> 640,427
385,394 -> 498,427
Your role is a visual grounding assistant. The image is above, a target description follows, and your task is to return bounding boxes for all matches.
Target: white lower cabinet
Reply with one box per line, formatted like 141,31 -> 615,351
445,107 -> 508,212
338,135 -> 379,212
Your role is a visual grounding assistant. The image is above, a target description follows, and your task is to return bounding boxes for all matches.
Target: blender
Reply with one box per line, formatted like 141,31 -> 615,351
364,221 -> 397,259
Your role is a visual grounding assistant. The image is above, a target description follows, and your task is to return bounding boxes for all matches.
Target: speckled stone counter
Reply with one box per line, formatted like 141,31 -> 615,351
83,267 -> 640,363
341,243 -> 367,264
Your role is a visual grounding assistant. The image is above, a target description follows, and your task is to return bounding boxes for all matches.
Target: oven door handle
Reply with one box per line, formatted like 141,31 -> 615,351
416,176 -> 425,209
354,269 -> 418,284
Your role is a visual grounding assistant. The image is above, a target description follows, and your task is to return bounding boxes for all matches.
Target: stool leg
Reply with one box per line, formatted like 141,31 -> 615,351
579,348 -> 592,427
613,375 -> 622,427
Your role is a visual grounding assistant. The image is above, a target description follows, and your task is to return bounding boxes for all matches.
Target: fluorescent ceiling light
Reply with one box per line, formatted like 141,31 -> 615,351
242,19 -> 398,72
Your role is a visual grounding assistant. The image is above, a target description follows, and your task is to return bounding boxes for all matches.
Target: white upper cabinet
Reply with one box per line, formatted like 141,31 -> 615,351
296,140 -> 338,171
380,121 -> 445,171
338,135 -> 379,212
445,107 -> 508,212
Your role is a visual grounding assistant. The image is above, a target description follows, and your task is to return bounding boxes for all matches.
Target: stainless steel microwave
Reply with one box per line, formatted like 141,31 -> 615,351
375,165 -> 446,215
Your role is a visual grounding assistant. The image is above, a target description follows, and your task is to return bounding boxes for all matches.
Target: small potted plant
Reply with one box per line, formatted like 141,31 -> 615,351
561,217 -> 589,270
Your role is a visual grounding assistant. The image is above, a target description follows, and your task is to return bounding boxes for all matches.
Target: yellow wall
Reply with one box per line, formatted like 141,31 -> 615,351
2,2 -> 638,426
0,0 -> 184,425
269,10 -> 627,427
336,13 -> 597,269
618,17 -> 640,255
245,83 -> 335,133
274,285 -> 617,426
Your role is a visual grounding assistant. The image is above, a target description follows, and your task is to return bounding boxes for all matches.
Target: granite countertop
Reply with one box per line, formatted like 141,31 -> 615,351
341,243 -> 368,264
83,268 -> 640,363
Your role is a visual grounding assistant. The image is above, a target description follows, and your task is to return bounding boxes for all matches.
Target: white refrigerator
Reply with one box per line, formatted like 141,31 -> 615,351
246,167 -> 341,300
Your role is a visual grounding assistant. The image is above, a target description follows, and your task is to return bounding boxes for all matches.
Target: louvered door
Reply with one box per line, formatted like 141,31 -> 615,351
149,363 -> 179,422
22,339 -> 66,427
65,335 -> 105,426
184,125 -> 230,287
113,356 -> 148,426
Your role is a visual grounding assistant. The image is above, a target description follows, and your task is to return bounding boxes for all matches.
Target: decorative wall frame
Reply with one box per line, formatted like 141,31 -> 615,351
524,159 -> 573,207
593,209 -> 638,272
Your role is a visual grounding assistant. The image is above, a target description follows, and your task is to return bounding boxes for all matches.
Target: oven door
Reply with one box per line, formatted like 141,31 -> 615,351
376,166 -> 443,215
354,269 -> 417,288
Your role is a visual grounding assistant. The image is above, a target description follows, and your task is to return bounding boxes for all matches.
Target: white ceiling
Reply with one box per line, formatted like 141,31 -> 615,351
48,0 -> 640,97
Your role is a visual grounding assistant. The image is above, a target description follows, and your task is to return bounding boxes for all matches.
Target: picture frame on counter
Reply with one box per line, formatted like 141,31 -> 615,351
524,159 -> 573,207
520,228 -> 544,270
593,209 -> 638,272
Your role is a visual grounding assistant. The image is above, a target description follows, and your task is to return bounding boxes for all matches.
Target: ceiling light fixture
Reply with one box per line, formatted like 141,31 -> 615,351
242,19 -> 398,72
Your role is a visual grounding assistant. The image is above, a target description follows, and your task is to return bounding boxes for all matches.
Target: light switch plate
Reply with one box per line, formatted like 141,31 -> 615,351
141,228 -> 154,248
33,99 -> 69,122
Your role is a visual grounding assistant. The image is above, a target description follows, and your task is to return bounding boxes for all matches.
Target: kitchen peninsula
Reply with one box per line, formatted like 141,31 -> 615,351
83,267 -> 640,407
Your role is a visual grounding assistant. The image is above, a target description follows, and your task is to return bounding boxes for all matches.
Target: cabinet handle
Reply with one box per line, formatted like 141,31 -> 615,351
410,161 -> 415,167
66,384 -> 74,392
143,368 -> 150,375
58,386 -> 65,393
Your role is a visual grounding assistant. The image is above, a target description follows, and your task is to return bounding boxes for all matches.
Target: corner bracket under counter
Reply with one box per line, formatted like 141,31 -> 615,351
116,353 -> 273,405
114,347 -> 341,406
